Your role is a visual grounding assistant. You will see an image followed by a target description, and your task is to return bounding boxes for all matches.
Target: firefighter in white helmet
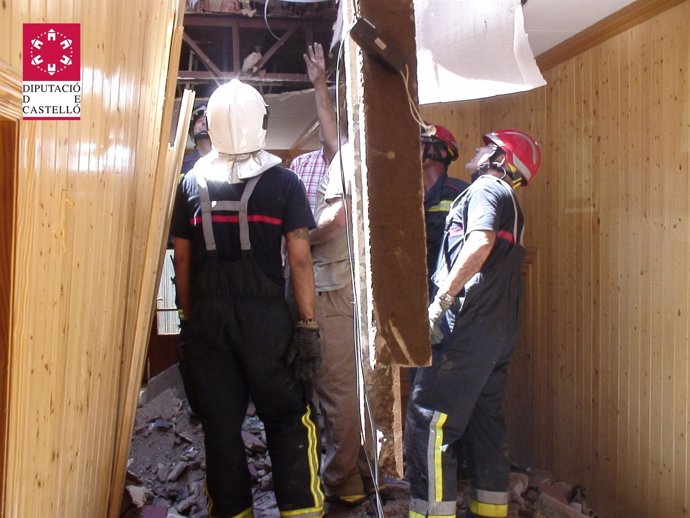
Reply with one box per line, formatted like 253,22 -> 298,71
405,129 -> 542,518
171,79 -> 324,518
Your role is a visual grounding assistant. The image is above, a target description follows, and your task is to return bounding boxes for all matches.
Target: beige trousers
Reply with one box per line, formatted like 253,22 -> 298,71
313,283 -> 371,498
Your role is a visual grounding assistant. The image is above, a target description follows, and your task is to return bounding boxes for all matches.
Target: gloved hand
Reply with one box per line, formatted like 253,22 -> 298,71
286,319 -> 322,381
428,292 -> 454,345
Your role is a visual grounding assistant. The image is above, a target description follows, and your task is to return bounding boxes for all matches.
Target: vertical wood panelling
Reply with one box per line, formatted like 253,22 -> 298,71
2,1 -> 183,516
428,3 -> 690,517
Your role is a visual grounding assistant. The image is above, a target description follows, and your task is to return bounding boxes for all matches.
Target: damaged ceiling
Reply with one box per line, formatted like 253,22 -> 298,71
177,0 -> 638,150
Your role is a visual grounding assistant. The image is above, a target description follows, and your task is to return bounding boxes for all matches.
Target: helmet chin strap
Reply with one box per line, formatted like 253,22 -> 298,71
471,161 -> 521,186
422,142 -> 452,166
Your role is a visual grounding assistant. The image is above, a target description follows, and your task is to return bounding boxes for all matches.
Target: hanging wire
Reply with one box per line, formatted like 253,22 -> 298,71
328,7 -> 435,516
263,0 -> 283,40
400,64 -> 433,134
331,15 -> 385,518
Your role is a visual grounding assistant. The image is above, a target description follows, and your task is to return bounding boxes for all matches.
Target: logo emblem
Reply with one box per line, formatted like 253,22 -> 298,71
24,24 -> 80,81
22,23 -> 81,120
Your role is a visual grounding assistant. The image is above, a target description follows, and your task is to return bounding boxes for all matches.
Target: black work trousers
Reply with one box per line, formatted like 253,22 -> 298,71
185,256 -> 323,518
405,248 -> 524,518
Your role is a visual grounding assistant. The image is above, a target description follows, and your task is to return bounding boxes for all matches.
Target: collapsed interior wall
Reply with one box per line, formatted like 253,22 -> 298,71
342,0 -> 429,476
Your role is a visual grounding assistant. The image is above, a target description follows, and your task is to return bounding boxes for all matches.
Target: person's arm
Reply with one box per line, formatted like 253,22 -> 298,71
309,198 -> 348,245
428,229 -> 495,343
437,230 -> 495,298
286,227 -> 316,320
173,237 -> 193,319
304,42 -> 338,163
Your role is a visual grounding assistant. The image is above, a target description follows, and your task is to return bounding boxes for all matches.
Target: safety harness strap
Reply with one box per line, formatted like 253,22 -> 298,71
195,175 -> 261,252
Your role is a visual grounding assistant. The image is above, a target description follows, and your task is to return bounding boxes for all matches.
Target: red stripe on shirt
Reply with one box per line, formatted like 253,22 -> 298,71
497,230 -> 515,243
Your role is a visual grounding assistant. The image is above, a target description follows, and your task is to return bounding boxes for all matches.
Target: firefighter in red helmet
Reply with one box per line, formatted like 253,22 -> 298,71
421,124 -> 469,290
406,129 -> 542,518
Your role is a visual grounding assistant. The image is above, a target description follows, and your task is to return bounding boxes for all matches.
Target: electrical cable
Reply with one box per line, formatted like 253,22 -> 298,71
400,64 -> 432,134
325,10 -> 433,516
331,16 -> 385,518
263,0 -> 282,40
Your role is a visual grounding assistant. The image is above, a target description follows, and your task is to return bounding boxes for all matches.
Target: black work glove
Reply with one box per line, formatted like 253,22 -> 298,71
285,319 -> 322,381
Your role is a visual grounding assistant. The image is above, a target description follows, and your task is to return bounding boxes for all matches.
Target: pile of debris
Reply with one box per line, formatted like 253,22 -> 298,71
122,366 -> 600,518
123,366 -> 279,518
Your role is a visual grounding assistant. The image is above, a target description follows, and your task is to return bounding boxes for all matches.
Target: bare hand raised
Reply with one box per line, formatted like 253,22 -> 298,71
304,42 -> 326,86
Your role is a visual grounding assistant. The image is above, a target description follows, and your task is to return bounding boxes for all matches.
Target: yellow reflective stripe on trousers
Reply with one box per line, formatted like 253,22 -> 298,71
426,411 -> 448,504
469,500 -> 509,518
300,404 -> 324,512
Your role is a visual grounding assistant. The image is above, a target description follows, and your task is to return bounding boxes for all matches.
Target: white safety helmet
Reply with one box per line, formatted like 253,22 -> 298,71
202,79 -> 280,182
206,79 -> 269,155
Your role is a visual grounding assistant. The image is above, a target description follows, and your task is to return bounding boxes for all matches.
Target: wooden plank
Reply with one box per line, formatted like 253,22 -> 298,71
0,114 -> 18,518
108,3 -> 188,516
578,51 -> 596,486
669,15 -> 690,512
183,32 -> 224,76
659,9 -> 684,516
619,26 -> 641,518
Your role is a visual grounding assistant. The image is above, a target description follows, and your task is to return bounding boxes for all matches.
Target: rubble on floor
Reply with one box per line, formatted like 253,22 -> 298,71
122,365 -> 600,518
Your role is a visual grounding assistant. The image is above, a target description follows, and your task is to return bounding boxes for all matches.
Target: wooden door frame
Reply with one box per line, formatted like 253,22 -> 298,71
0,60 -> 21,517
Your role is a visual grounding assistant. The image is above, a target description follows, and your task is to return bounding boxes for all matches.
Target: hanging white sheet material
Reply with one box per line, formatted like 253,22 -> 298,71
414,0 -> 546,104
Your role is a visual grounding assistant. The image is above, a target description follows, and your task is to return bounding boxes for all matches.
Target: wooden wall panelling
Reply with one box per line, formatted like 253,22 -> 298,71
109,85 -> 192,518
645,17 -> 666,517
524,85 -> 552,472
1,0 -> 184,516
576,50 -> 596,492
0,63 -> 20,518
617,26 -> 638,518
627,23 -> 648,517
673,13 -> 690,511
504,251 -> 538,468
660,7 -> 689,513
109,4 -> 187,516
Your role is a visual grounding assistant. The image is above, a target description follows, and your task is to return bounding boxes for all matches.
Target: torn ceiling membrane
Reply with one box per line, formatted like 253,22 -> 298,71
414,0 -> 546,104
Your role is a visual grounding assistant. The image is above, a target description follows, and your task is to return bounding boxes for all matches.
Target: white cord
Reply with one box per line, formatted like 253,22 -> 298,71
400,64 -> 432,134
333,21 -> 386,518
263,0 -> 282,40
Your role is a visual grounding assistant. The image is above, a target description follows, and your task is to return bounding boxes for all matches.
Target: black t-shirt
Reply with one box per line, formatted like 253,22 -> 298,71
433,174 -> 524,293
424,172 -> 469,276
170,165 -> 315,286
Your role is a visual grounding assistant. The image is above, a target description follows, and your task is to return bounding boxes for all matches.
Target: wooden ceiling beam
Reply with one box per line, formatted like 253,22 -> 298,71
182,33 -> 224,77
177,70 -> 311,85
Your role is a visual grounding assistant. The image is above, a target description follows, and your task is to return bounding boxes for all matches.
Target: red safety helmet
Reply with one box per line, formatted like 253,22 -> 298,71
483,129 -> 541,186
421,124 -> 459,164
